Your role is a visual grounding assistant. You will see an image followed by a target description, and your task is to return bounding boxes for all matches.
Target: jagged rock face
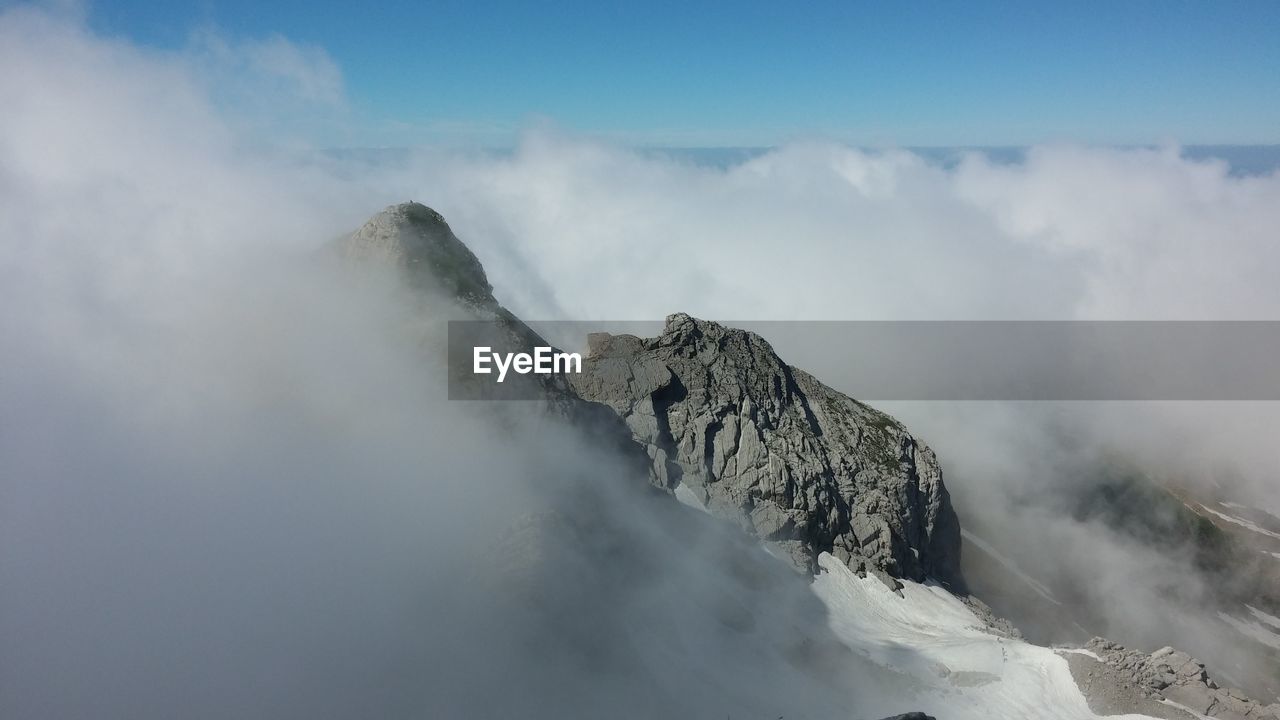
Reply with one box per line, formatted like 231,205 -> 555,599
570,313 -> 964,586
1084,638 -> 1280,720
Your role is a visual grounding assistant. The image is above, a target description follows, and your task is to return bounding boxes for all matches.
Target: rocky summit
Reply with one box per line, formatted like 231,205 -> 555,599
339,201 -> 498,309
571,315 -> 964,585
336,201 -> 1280,718
346,202 -> 964,588
338,202 -> 651,465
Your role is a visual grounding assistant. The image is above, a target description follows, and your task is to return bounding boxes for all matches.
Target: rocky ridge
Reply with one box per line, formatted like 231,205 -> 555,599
339,201 -> 1276,718
338,201 -> 650,461
1065,638 -> 1280,720
570,316 -> 965,586
342,202 -> 964,588
339,201 -> 498,308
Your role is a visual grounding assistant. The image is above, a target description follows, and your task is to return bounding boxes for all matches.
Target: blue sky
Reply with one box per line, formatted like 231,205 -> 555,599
86,0 -> 1280,147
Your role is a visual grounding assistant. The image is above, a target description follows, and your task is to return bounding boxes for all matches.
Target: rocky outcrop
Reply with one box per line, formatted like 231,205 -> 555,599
339,201 -> 498,309
1076,638 -> 1280,720
341,203 -> 965,588
570,314 -> 964,585
327,201 -> 1280,716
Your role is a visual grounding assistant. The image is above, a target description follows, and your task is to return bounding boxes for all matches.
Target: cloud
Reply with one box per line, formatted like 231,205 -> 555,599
0,8 -> 876,719
332,101 -> 1280,700
190,30 -> 345,106
374,137 -> 1280,324
4,3 -> 1280,716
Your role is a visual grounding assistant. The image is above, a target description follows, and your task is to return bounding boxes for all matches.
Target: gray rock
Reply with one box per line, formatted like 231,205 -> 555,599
961,595 -> 1024,639
339,202 -> 653,472
1082,636 -> 1272,718
339,201 -> 497,308
339,206 -> 966,588
1062,650 -> 1195,720
571,313 -> 964,586
1164,681 -> 1217,715
341,204 -> 965,587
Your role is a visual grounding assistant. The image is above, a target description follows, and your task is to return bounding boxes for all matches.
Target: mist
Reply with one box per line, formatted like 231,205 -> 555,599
3,4 -> 1280,717
0,7 -> 881,718
367,95 -> 1280,693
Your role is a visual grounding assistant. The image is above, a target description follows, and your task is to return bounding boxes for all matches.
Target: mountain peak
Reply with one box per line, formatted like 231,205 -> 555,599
337,203 -> 965,589
340,201 -> 496,308
572,313 -> 965,587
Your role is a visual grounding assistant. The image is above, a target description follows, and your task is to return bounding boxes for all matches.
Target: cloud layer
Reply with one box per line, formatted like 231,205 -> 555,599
3,4 -> 1280,716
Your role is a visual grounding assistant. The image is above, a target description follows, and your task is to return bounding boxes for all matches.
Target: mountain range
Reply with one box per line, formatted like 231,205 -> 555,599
337,201 -> 1280,720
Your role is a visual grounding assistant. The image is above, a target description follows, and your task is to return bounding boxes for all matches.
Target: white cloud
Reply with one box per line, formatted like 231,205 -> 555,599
191,30 -> 345,106
4,4 -> 1280,714
0,9 -> 873,718
371,137 -> 1280,324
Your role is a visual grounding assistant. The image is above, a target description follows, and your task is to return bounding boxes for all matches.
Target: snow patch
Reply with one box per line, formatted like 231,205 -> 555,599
1057,647 -> 1104,661
1220,501 -> 1280,523
1246,604 -> 1280,631
1217,610 -> 1280,651
673,482 -> 708,512
811,552 -> 1159,720
1199,505 -> 1280,540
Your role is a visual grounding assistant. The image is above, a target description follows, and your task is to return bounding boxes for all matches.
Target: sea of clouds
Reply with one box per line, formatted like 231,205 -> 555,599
3,4 -> 1280,716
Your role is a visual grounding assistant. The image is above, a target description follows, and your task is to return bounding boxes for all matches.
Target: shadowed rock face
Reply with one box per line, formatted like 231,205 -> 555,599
571,314 -> 964,587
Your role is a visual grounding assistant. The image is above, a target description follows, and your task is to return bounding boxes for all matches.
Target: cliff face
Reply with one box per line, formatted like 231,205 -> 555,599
340,202 -> 964,588
571,315 -> 963,586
